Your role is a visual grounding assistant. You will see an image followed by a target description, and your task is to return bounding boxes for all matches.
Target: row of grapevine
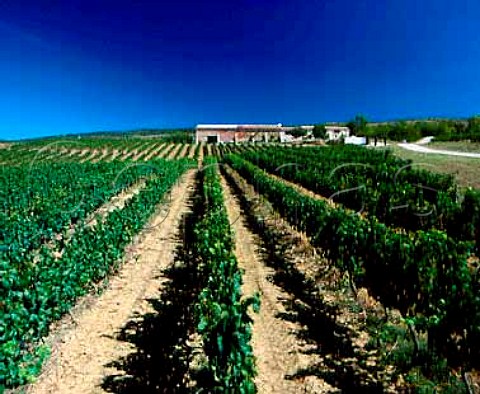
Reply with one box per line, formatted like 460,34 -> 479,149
224,154 -> 479,368
142,143 -> 167,161
0,161 -> 158,257
192,158 -> 258,392
0,141 -> 284,167
194,142 -> 202,159
174,143 -> 189,159
133,142 -> 161,161
0,145 -> 50,165
165,143 -> 181,159
0,159 -> 191,387
239,146 -> 480,247
206,142 -> 272,159
159,144 -> 175,159
0,139 -> 144,164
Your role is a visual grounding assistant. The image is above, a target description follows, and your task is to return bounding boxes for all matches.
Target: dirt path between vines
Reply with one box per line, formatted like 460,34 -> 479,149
142,143 -> 165,161
131,145 -> 152,161
26,169 -> 196,394
91,149 -> 110,163
224,165 -> 402,392
188,144 -> 196,159
159,144 -> 174,158
197,143 -> 204,167
107,149 -> 121,162
80,149 -> 99,163
84,180 -> 147,229
220,174 -> 332,393
166,143 -> 182,160
118,148 -> 136,161
39,179 -> 149,262
178,144 -> 189,159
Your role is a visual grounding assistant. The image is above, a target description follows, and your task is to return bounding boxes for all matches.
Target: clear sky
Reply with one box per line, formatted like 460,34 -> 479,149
1,0 -> 480,140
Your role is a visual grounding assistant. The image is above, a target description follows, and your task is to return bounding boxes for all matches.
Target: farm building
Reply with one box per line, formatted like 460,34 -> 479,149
195,124 -> 315,143
272,126 -> 315,143
325,126 -> 350,141
195,124 -> 284,143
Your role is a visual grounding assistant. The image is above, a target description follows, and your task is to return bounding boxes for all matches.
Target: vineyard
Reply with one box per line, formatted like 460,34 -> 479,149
1,138 -> 479,393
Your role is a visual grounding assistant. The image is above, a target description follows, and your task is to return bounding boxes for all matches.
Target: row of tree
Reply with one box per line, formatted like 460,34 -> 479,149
347,115 -> 480,142
301,115 -> 480,143
287,125 -> 327,139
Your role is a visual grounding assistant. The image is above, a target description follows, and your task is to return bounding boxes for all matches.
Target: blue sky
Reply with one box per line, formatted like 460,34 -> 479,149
1,0 -> 480,140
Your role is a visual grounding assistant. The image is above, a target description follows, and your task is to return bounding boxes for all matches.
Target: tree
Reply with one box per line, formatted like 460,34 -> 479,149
467,116 -> 480,133
288,127 -> 308,138
312,124 -> 326,139
347,114 -> 368,136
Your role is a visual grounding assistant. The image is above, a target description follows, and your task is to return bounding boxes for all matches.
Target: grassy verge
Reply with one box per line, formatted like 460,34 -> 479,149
428,141 -> 480,153
389,145 -> 480,189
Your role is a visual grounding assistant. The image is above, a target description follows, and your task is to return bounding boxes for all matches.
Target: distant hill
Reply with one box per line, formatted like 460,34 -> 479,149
12,128 -> 194,142
368,117 -> 470,127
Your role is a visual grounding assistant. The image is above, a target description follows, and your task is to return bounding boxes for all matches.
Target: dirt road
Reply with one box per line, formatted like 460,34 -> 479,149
398,143 -> 480,158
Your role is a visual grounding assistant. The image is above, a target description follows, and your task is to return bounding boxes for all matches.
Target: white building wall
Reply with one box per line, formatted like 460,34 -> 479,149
326,127 -> 350,141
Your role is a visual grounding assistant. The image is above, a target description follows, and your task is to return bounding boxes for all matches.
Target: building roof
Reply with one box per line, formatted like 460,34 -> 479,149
325,125 -> 349,130
237,124 -> 282,129
196,123 -> 282,130
196,124 -> 239,129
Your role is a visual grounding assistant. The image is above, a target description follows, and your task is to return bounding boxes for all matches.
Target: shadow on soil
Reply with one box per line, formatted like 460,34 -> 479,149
222,166 -> 385,393
102,176 -> 202,394
274,262 -> 383,393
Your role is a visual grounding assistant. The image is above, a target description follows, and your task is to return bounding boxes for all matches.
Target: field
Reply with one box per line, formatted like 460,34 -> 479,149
1,138 -> 479,393
429,141 -> 480,154
390,145 -> 480,189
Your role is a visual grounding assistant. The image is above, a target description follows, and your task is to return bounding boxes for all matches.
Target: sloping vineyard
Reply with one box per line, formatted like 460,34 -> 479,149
0,140 -> 273,166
